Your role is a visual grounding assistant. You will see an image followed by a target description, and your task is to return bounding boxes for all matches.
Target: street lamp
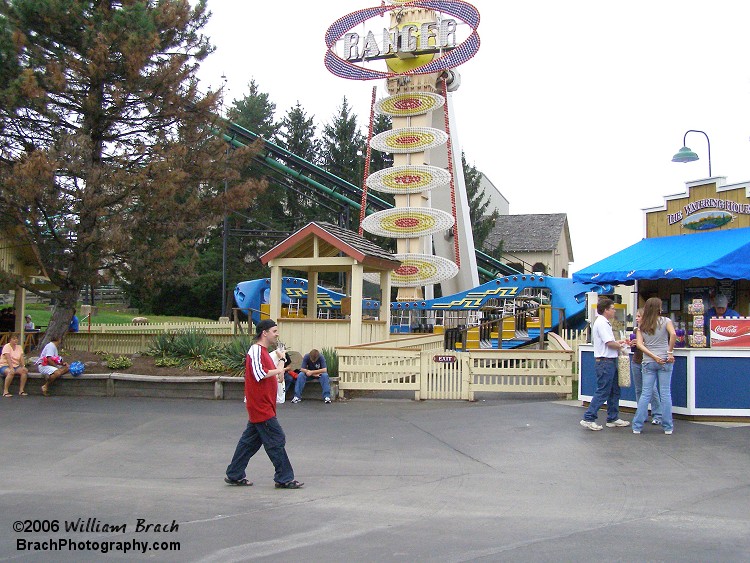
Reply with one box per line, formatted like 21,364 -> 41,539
672,129 -> 711,177
221,73 -> 229,317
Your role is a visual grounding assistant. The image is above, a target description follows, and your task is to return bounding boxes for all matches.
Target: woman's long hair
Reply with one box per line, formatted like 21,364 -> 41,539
640,297 -> 663,334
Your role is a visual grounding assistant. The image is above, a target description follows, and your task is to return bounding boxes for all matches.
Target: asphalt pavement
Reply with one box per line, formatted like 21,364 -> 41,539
1,394 -> 749,562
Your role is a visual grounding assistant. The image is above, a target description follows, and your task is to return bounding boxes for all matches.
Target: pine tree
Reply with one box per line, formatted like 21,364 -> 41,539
462,153 -> 500,250
0,0 -> 264,342
321,97 -> 366,231
226,78 -> 278,139
369,113 -> 393,177
275,101 -> 322,224
322,98 -> 365,183
224,82 -> 296,292
276,101 -> 319,163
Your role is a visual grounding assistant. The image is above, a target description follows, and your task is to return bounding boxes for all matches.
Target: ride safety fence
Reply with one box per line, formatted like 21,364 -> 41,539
337,332 -> 578,401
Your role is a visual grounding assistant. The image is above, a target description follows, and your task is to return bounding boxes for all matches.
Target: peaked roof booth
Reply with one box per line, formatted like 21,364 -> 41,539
260,221 -> 401,348
572,226 -> 750,285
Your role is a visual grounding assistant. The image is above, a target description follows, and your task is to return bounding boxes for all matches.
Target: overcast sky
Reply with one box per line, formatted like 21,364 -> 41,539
198,0 -> 750,274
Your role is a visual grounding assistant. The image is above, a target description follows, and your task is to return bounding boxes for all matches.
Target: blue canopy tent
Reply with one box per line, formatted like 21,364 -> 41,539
572,226 -> 750,285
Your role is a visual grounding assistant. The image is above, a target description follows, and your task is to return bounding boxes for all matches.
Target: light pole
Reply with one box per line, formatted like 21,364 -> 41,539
671,129 -> 711,177
221,74 -> 229,317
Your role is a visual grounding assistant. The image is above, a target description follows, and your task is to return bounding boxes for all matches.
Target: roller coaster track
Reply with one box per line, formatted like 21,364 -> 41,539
222,120 -> 521,279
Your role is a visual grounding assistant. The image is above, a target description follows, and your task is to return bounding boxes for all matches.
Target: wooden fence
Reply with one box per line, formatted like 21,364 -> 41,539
558,327 -> 588,378
72,321 -> 248,334
337,334 -> 575,401
63,322 -> 249,354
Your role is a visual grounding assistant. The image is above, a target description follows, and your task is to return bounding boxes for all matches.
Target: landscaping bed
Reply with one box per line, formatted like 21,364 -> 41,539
49,350 -> 238,377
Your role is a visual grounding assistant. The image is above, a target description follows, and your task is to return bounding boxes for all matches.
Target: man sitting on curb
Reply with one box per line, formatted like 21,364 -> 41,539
291,349 -> 331,404
282,352 -> 300,400
37,336 -> 70,396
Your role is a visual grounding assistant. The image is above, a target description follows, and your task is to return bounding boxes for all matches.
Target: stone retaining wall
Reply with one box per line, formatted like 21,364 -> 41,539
13,373 -> 338,400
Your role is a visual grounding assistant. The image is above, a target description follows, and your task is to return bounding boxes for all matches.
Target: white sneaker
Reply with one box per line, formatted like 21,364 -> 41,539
633,430 -> 641,434
664,430 -> 673,435
651,419 -> 662,425
291,397 -> 301,404
324,397 -> 332,404
580,420 -> 603,431
606,419 -> 631,428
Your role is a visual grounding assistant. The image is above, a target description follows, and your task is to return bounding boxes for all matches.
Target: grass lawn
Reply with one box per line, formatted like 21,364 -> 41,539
24,303 -> 211,327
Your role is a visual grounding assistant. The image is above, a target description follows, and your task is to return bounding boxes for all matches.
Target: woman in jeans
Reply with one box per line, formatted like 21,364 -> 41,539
630,308 -> 662,425
634,297 -> 677,434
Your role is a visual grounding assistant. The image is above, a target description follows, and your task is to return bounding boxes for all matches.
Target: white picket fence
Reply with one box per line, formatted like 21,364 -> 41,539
64,321 -> 250,354
73,321 -> 249,334
336,331 -> 578,401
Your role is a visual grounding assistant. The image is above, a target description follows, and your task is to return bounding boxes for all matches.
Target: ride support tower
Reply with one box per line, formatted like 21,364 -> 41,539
325,0 -> 481,300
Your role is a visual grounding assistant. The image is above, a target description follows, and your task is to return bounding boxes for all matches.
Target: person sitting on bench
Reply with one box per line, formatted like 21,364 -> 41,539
37,336 -> 70,396
291,349 -> 331,404
282,352 -> 300,399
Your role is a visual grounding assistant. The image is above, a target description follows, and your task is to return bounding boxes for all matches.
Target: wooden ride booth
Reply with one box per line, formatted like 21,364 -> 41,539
260,222 -> 401,352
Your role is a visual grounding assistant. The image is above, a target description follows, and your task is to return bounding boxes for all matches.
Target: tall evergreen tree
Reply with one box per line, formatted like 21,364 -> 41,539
369,113 -> 393,176
274,101 -> 323,225
226,78 -> 278,139
0,0 -> 264,341
276,101 -> 319,163
462,153 -> 500,251
321,97 -> 366,231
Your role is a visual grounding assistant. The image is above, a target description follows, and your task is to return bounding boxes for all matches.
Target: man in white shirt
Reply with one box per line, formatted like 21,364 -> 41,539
580,298 -> 630,431
37,336 -> 70,396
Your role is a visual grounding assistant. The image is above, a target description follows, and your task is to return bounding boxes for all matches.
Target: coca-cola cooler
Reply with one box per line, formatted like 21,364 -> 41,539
710,317 -> 750,347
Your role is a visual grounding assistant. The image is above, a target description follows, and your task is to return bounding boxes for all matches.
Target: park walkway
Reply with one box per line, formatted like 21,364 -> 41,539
2,395 -> 749,562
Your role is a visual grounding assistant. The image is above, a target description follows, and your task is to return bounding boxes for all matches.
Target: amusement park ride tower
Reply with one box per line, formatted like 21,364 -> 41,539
325,0 -> 481,300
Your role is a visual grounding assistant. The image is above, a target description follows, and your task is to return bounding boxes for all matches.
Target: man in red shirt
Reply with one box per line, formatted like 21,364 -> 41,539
225,319 -> 303,489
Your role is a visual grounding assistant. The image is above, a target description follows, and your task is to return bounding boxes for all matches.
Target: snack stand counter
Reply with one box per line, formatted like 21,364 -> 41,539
573,180 -> 750,420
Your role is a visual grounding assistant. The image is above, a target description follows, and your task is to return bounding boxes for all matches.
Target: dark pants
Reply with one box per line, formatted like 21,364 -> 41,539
284,372 -> 297,398
583,357 -> 621,422
226,417 -> 294,484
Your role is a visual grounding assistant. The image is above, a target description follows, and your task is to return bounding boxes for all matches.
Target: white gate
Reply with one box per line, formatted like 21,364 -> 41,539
421,351 -> 471,400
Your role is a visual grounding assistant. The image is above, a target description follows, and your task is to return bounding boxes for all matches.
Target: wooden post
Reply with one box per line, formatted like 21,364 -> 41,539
349,264 -> 363,345
269,265 -> 282,322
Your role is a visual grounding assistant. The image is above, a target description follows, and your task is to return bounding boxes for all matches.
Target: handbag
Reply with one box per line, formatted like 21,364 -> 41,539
617,351 -> 631,388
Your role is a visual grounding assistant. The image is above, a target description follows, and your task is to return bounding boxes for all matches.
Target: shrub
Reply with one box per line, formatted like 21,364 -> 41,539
216,335 -> 255,377
199,358 -> 227,373
154,357 -> 183,368
321,347 -> 338,378
147,333 -> 176,357
106,355 -> 133,370
147,329 -> 218,368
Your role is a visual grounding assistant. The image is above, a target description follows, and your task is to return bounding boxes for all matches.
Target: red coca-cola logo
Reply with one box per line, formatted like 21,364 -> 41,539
711,318 -> 750,347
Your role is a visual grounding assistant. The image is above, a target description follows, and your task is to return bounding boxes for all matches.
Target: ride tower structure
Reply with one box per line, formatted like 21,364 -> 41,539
325,0 -> 481,303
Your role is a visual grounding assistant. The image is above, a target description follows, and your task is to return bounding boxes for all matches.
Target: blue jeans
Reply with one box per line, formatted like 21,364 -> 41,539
226,417 -> 294,484
583,358 -> 621,422
284,373 -> 296,395
631,361 -> 662,421
632,362 -> 674,432
295,372 -> 331,399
